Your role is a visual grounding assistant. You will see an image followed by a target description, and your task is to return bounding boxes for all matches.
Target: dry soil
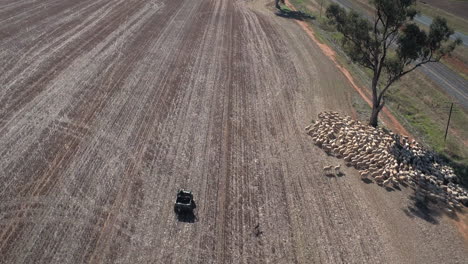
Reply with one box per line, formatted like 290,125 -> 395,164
0,0 -> 467,263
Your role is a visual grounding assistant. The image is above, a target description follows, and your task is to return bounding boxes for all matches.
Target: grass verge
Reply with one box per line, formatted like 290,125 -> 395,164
349,0 -> 468,78
286,0 -> 468,185
417,1 -> 468,35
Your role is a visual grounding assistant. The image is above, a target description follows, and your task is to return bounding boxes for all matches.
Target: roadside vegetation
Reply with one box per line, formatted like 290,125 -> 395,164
282,0 -> 468,185
413,1 -> 468,36
326,0 -> 461,127
340,0 -> 468,77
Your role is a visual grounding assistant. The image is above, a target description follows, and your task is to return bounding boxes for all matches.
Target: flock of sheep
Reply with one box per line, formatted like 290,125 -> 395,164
306,111 -> 468,210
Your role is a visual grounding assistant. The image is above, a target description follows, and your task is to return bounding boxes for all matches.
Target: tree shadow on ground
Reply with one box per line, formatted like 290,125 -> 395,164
440,152 -> 468,189
386,138 -> 467,223
388,140 -> 461,187
402,189 -> 463,225
275,9 -> 315,21
402,195 -> 441,225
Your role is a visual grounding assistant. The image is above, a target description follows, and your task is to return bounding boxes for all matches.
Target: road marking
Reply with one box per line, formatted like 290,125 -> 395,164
421,65 -> 468,101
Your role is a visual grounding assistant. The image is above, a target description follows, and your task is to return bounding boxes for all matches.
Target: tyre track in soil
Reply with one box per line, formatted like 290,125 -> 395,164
0,0 -> 180,262
0,0 -> 159,200
1,0 -> 467,263
0,0 -> 141,129
242,11 -> 384,263
145,1 -> 234,262
0,0 -> 110,84
0,0 -> 150,169
86,0 -> 213,263
0,3 -> 154,260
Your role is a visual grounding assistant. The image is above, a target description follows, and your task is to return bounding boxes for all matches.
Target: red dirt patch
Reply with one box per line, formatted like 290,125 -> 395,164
443,56 -> 468,77
450,210 -> 468,242
284,0 -> 411,138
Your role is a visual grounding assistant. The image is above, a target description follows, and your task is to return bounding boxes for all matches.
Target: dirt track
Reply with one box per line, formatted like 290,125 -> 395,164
0,0 -> 467,263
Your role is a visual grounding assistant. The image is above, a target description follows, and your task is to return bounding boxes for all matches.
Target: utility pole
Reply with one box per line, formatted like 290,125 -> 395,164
444,102 -> 454,142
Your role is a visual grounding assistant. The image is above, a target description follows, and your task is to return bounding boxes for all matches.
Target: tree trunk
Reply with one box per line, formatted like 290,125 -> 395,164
369,74 -> 380,127
369,104 -> 380,127
369,93 -> 385,127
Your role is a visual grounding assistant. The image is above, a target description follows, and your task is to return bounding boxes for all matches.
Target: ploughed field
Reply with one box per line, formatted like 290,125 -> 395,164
0,0 -> 467,263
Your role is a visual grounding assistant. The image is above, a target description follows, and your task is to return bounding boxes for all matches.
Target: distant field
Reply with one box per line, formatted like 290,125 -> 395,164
420,0 -> 468,20
417,1 -> 468,37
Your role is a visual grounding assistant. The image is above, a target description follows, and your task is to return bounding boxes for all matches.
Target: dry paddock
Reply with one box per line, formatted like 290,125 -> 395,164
0,0 -> 467,263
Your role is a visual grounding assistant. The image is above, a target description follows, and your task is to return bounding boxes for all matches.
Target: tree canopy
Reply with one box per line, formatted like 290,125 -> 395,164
326,0 -> 461,127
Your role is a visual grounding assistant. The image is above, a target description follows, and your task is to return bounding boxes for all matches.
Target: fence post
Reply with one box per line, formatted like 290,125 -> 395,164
444,102 -> 453,142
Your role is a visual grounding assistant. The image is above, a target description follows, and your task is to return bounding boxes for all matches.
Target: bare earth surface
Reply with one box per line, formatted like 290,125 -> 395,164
0,0 -> 467,263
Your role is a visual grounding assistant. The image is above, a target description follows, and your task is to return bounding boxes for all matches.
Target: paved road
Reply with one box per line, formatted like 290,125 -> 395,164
331,0 -> 468,45
414,14 -> 468,46
1,0 -> 467,263
330,0 -> 468,110
420,62 -> 468,109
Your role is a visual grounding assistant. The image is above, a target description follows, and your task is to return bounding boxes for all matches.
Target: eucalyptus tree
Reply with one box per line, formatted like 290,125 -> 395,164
326,0 -> 461,127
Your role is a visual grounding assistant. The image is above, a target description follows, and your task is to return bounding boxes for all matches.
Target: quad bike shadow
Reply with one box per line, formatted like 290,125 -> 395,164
174,190 -> 197,223
175,201 -> 197,223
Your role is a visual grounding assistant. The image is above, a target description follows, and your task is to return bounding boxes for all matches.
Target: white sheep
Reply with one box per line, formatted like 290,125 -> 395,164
360,170 -> 370,179
308,111 -> 466,209
334,165 -> 341,175
323,165 -> 333,175
374,175 -> 384,183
